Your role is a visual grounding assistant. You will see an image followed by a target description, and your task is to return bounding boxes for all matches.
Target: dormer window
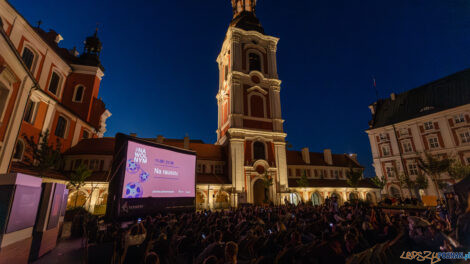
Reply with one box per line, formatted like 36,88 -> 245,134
424,121 -> 434,130
48,72 -> 62,96
22,47 -> 35,70
73,85 -> 85,102
379,133 -> 388,141
454,114 -> 465,124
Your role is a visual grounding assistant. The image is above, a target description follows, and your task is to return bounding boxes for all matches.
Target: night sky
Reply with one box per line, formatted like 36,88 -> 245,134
11,0 -> 470,177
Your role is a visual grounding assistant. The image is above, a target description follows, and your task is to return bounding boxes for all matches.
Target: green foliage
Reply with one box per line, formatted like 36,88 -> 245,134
417,152 -> 452,178
296,170 -> 309,189
346,167 -> 363,189
448,160 -> 470,180
262,171 -> 273,188
415,173 -> 429,190
417,152 -> 452,199
398,172 -> 415,197
67,163 -> 92,191
23,130 -> 62,177
371,176 -> 386,189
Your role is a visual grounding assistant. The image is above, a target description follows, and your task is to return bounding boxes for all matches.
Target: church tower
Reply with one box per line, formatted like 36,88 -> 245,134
216,0 -> 288,204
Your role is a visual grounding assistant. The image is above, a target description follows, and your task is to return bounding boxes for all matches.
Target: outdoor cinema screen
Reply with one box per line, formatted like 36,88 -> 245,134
122,140 -> 196,199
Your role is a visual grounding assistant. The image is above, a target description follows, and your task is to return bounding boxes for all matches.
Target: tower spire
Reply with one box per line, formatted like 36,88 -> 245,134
231,0 -> 257,18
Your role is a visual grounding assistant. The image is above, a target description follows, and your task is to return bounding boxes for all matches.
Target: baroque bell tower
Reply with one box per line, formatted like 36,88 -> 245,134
216,0 -> 288,204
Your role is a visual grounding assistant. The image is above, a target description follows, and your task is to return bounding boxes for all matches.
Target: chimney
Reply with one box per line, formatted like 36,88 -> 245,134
390,93 -> 396,101
130,133 -> 137,137
324,149 -> 333,165
349,153 -> 358,162
368,104 -> 375,115
184,134 -> 190,149
156,135 -> 164,144
55,34 -> 63,44
301,147 -> 310,164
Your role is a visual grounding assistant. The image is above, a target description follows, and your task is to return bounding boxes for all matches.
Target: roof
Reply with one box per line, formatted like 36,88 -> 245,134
10,162 -> 109,182
286,150 -> 363,168
64,137 -> 115,155
369,68 -> 470,129
288,178 -> 379,189
64,137 -> 227,161
230,11 -> 264,34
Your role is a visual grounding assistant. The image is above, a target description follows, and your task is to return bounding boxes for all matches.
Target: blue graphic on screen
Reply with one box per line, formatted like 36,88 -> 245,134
125,182 -> 143,198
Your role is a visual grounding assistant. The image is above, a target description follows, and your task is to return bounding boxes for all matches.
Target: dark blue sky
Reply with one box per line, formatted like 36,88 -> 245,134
11,0 -> 470,176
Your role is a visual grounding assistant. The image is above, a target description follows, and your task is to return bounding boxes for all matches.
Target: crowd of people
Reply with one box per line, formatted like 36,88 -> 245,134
85,194 -> 470,264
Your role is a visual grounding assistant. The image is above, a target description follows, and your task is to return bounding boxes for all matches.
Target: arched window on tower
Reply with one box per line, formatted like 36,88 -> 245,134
253,141 -> 266,160
248,52 -> 261,72
249,94 -> 265,118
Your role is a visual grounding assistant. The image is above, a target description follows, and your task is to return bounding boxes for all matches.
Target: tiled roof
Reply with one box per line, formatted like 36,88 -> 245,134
10,162 -> 109,182
288,178 -> 379,189
369,68 -> 470,129
286,150 -> 363,168
64,137 -> 115,155
64,137 -> 227,162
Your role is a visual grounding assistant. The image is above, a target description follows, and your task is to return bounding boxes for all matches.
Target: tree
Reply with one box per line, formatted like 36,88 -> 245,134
448,160 -> 470,181
67,163 -> 92,208
371,176 -> 386,189
417,152 -> 452,201
23,130 -> 62,178
346,167 -> 362,189
415,173 -> 429,191
397,172 -> 415,198
296,170 -> 309,202
262,171 -> 273,203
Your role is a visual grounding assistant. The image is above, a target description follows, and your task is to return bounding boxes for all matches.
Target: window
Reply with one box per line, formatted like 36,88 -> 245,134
23,99 -> 37,124
74,159 -> 82,169
428,137 -> 439,149
48,72 -> 61,96
333,170 -> 339,179
0,84 -> 10,120
13,140 -> 24,160
424,121 -> 434,130
73,85 -> 85,102
408,162 -> 419,176
89,159 -> 100,170
202,164 -> 206,174
197,164 -> 202,173
454,114 -> 465,124
248,52 -> 261,72
22,47 -> 35,70
402,141 -> 413,153
385,165 -> 395,178
306,169 -> 311,177
467,157 -> 470,165
381,145 -> 391,156
399,129 -> 409,137
288,168 -> 292,177
215,164 -> 223,174
83,130 -> 90,139
459,130 -> 470,144
253,141 -> 266,160
379,133 -> 388,141
249,94 -> 265,118
54,116 -> 68,138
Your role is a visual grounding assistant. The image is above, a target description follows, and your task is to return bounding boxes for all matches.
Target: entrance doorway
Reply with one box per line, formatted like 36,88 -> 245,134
311,192 -> 321,206
253,179 -> 266,205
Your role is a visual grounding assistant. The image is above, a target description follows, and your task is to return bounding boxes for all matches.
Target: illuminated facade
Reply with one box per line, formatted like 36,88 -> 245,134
366,69 -> 470,199
0,0 -> 111,176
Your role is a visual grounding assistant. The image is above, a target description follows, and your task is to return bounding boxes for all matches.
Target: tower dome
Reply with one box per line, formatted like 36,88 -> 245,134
230,0 -> 264,33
